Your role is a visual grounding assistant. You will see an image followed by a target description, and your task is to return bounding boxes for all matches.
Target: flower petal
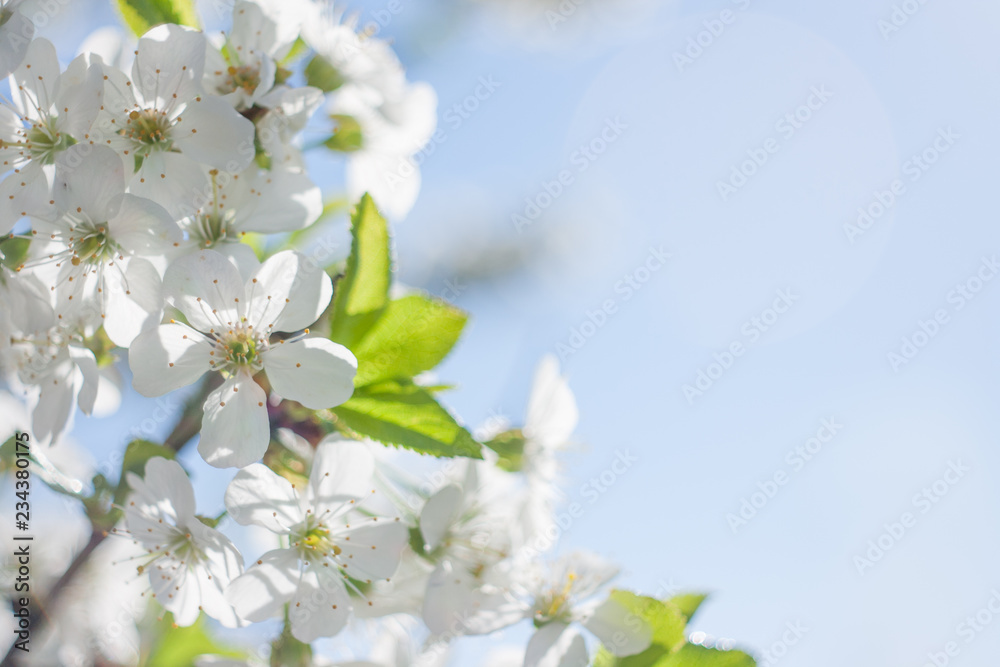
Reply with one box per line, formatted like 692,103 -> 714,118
307,438 -> 374,517
128,323 -> 212,397
289,563 -> 352,642
54,145 -> 125,221
525,354 -> 578,450
245,250 -> 332,333
132,24 -> 205,110
225,462 -> 303,533
0,10 -> 33,80
225,548 -> 300,623
525,624 -> 589,667
337,519 -> 407,581
582,597 -> 653,657
264,338 -> 356,409
68,344 -> 99,415
10,37 -> 59,122
419,484 -> 462,552
163,249 -> 244,334
173,94 -> 255,170
198,374 -> 270,468
104,257 -> 164,348
233,168 -> 323,233
130,152 -> 212,223
127,457 -> 197,524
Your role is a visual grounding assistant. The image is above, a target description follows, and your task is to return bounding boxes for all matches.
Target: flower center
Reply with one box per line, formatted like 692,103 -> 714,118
534,572 -> 577,625
122,109 -> 173,148
224,65 -> 261,95
26,121 -> 74,164
295,522 -> 342,560
224,332 -> 258,366
69,227 -> 114,266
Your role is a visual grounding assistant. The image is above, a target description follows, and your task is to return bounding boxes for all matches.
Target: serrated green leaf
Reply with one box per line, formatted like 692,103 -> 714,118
332,379 -> 482,459
304,54 -> 345,92
657,644 -> 756,667
114,440 -> 176,505
143,613 -> 244,666
113,0 -> 199,37
329,194 -> 391,349
352,294 -> 468,386
669,593 -> 709,622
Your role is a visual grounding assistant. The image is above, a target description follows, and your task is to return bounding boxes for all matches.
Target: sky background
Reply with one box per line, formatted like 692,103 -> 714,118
32,0 -> 1000,665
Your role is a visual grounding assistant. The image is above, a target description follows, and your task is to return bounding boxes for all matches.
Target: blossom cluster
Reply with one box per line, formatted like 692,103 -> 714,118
0,3 -> 749,667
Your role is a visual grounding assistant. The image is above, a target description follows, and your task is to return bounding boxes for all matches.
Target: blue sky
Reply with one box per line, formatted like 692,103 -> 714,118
45,0 -> 1000,665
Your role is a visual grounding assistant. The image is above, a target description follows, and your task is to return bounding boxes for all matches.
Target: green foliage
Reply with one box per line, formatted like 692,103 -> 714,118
485,429 -> 527,472
324,114 -> 365,152
669,593 -> 709,622
593,592 -> 755,667
0,236 -> 29,269
329,194 -> 392,349
352,295 -> 468,386
113,0 -> 199,37
143,613 -> 244,666
304,54 -> 345,92
332,379 -> 482,459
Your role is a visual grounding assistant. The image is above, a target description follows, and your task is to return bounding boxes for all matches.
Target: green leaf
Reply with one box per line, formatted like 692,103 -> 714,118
657,645 -> 756,667
114,440 -> 176,506
594,591 -> 688,667
280,36 -> 310,66
304,54 -> 345,92
324,114 -> 365,152
332,379 -> 482,459
352,294 -> 468,386
113,0 -> 199,37
143,613 -> 244,666
329,194 -> 392,349
0,236 -> 29,269
669,593 -> 709,622
484,429 -> 526,472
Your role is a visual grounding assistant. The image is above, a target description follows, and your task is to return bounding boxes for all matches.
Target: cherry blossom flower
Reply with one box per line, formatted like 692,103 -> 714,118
223,439 -> 408,641
95,23 -> 255,214
128,248 -> 356,468
0,37 -> 104,226
0,0 -> 33,79
24,144 -> 180,347
123,456 -> 244,627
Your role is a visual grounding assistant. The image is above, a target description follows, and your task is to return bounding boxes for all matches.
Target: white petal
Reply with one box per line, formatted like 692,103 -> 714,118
525,355 -> 578,450
423,561 -> 525,636
264,338 -> 356,409
224,462 -> 303,533
188,521 -> 245,627
130,152 -> 211,222
173,94 -> 255,170
245,250 -> 332,332
163,249 -> 244,334
0,10 -> 33,79
525,624 -> 589,667
582,597 -> 653,657
289,565 -> 351,642
308,438 -> 374,517
336,519 -> 407,581
347,150 -> 420,221
127,457 -> 197,523
198,374 -> 270,468
54,145 -> 125,221
104,257 -> 164,347
10,37 -> 58,121
225,548 -> 300,623
68,344 -> 99,415
234,169 -> 323,233
31,364 -> 77,445
132,24 -> 205,110
150,560 -> 200,625
420,484 -> 461,551
55,54 -> 105,137
128,323 -> 212,397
